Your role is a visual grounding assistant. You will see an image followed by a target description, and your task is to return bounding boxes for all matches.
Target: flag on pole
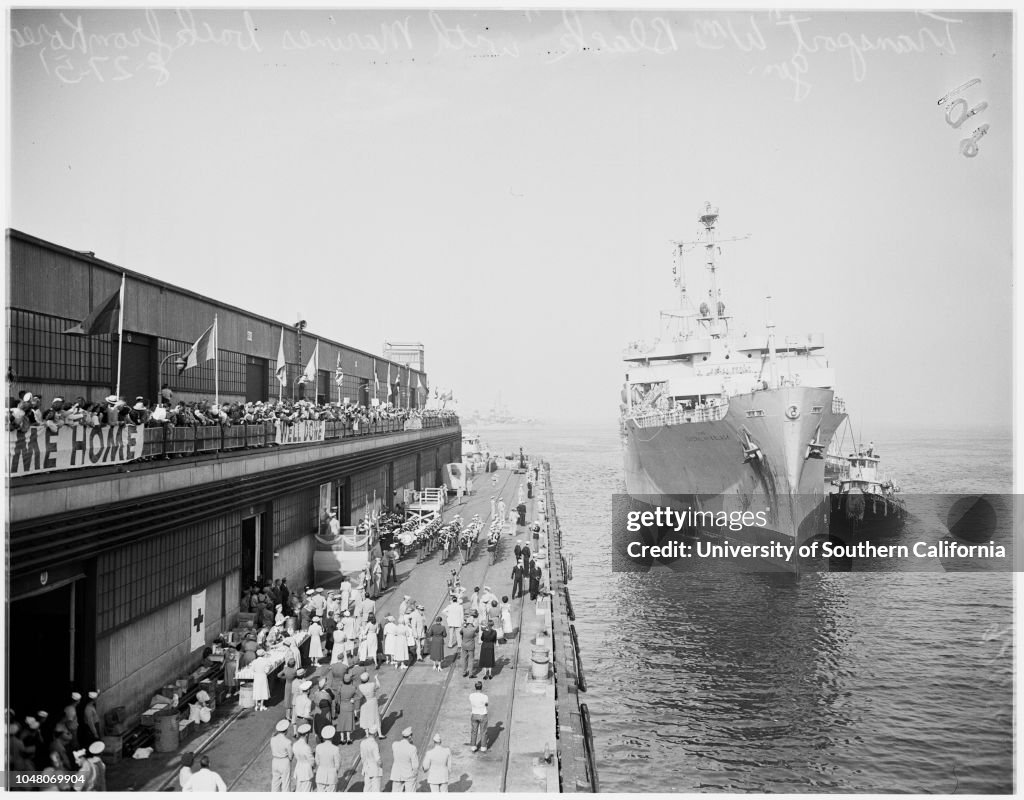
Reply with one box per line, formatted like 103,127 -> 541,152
180,319 -> 218,373
386,363 -> 391,398
300,340 -> 319,384
373,359 -> 379,397
64,283 -> 121,336
334,353 -> 344,387
276,327 -> 288,389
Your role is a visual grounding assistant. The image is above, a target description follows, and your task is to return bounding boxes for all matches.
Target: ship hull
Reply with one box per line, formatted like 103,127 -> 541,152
623,387 -> 845,558
829,489 -> 907,537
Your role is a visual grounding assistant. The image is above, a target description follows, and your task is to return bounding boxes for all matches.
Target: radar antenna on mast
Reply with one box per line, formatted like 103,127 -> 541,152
670,202 -> 751,337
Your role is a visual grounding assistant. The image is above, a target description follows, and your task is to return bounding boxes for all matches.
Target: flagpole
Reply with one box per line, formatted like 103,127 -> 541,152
115,274 -> 126,397
214,314 -> 219,406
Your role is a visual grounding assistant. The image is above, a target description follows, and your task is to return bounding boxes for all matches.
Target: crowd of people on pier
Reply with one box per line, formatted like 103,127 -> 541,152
6,387 -> 458,433
7,467 -> 548,792
6,691 -> 111,790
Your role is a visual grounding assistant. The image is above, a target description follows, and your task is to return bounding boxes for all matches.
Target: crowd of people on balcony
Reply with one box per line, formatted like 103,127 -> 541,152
7,388 -> 458,433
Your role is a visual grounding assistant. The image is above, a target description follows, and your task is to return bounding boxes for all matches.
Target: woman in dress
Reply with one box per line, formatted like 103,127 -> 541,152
307,615 -> 325,664
335,672 -> 359,745
382,616 -> 398,666
500,596 -> 514,644
392,617 -> 411,670
251,648 -> 271,711
486,599 -> 501,633
356,673 -> 383,740
331,617 -> 346,665
427,616 -> 446,672
479,621 -> 498,680
358,614 -> 378,666
341,611 -> 358,666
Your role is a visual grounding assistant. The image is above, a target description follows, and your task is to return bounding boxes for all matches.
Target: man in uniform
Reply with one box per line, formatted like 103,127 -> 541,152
390,727 -> 419,792
293,681 -> 314,735
314,725 -> 341,791
292,723 -> 316,792
510,560 -> 525,600
421,733 -> 452,792
360,732 -> 384,792
63,692 -> 82,750
460,614 -> 479,678
87,740 -> 108,791
270,718 -> 293,791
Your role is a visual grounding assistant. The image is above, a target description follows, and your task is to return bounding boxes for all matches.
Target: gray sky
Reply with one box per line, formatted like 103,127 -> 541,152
7,6 -> 1014,429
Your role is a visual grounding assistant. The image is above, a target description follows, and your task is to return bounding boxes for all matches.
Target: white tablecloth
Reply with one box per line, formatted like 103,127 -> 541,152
236,630 -> 310,681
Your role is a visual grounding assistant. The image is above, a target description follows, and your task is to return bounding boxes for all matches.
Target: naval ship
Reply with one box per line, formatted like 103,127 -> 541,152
620,203 -> 847,557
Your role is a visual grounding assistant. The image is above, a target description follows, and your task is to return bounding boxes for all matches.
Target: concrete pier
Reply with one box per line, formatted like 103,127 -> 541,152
106,463 -> 593,792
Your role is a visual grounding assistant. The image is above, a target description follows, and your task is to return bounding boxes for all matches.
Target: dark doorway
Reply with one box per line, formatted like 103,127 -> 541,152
241,512 -> 271,590
339,479 -> 351,526
9,580 -> 87,719
114,332 -> 155,402
246,357 -> 268,402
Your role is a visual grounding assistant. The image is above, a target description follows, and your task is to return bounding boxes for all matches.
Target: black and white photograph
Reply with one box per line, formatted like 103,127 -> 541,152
3,4 -> 1016,794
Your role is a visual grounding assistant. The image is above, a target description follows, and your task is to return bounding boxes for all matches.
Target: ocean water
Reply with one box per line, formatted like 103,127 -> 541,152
477,422 -> 1013,794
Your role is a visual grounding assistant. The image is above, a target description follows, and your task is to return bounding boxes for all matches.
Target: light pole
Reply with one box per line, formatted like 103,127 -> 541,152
294,319 -> 307,400
158,352 -> 187,405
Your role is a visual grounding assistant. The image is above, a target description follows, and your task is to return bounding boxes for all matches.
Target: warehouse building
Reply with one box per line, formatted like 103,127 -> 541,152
5,229 -> 460,722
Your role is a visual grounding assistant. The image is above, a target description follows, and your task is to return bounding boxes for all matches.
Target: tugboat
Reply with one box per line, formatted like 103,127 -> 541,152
829,442 -> 906,535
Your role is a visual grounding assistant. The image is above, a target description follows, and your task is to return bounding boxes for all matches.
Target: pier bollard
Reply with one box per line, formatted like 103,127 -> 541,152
530,634 -> 551,680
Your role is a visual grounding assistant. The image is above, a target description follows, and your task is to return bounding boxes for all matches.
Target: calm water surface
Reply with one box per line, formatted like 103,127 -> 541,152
478,422 -> 1013,793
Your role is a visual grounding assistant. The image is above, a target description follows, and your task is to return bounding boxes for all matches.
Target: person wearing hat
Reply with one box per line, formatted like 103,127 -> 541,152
62,692 -> 82,751
270,718 -> 294,791
421,733 -> 452,792
308,615 -> 325,664
87,740 -> 108,791
81,690 -> 103,748
356,673 -> 383,740
443,597 -> 464,649
334,672 -> 359,746
511,558 -> 525,600
390,727 -> 419,792
459,615 -> 479,678
72,745 -> 96,789
7,721 -> 35,772
292,723 -> 315,792
359,727 -> 384,791
409,604 -> 426,663
327,509 -> 341,539
252,648 -> 272,712
280,658 -> 298,719
293,681 -> 314,735
314,725 -> 341,791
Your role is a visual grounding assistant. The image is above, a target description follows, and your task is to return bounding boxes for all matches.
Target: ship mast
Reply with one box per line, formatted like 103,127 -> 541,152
672,202 -> 750,340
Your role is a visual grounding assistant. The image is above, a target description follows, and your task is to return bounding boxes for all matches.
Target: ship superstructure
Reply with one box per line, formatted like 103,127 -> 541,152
621,203 -> 847,553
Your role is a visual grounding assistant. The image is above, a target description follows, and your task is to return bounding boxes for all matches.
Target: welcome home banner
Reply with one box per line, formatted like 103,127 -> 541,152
9,424 -> 145,475
275,419 -> 325,446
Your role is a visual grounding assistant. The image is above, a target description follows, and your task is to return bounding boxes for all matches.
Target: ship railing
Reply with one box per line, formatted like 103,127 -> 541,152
832,397 -> 846,414
627,402 -> 729,428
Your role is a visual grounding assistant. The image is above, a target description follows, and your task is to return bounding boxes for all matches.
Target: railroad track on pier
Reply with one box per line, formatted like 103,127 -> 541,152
194,468 -> 523,792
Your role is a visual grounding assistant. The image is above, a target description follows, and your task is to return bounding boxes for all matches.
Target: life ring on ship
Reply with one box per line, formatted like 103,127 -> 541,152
786,404 -> 800,420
